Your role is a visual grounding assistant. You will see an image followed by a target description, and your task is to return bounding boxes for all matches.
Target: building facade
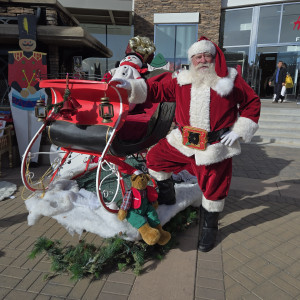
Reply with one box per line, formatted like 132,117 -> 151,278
221,0 -> 300,98
1,0 -> 300,100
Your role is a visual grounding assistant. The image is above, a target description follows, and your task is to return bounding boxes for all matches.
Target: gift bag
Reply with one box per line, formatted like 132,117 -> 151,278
285,74 -> 294,88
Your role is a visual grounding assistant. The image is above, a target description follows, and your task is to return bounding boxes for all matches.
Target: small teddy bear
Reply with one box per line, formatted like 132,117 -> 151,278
118,171 -> 171,246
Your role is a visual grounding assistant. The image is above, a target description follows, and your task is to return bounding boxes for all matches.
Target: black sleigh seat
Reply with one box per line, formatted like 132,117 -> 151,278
47,71 -> 175,157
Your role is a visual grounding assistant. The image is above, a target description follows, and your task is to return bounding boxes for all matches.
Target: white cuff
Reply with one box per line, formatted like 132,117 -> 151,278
202,195 -> 225,212
231,117 -> 259,143
148,169 -> 172,181
128,78 -> 147,104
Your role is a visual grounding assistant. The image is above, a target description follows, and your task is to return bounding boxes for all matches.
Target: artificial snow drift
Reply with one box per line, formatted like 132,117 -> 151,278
25,168 -> 201,241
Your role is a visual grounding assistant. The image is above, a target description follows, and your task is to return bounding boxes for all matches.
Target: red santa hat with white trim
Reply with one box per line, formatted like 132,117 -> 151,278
188,36 -> 228,78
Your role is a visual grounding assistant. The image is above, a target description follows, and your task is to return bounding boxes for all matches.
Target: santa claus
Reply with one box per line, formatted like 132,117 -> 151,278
111,36 -> 261,252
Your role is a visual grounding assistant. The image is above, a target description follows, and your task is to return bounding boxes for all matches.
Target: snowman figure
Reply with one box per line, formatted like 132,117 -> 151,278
110,53 -> 148,111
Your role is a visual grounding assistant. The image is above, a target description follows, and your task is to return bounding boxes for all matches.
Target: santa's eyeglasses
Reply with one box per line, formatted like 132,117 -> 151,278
192,53 -> 214,61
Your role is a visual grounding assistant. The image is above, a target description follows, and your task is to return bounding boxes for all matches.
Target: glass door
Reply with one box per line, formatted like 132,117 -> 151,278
257,46 -> 300,99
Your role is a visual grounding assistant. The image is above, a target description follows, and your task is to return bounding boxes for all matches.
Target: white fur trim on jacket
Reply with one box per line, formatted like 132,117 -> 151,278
190,85 -> 211,131
177,67 -> 237,97
231,116 -> 259,143
127,78 -> 147,104
148,168 -> 172,181
166,128 -> 241,166
202,195 -> 225,212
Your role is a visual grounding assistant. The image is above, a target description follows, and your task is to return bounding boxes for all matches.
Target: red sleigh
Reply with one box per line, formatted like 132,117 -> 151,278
21,77 -> 175,213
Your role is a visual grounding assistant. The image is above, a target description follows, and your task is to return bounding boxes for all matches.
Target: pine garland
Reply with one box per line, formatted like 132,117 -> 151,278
29,206 -> 198,281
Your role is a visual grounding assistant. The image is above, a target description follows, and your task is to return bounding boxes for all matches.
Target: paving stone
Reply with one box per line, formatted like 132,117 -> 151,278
35,295 -> 51,300
238,266 -> 265,285
229,270 -> 257,290
0,287 -> 11,299
197,259 -> 223,272
252,280 -> 293,300
32,261 -> 52,273
81,280 -> 105,300
98,292 -> 129,300
262,250 -> 294,269
102,281 -> 132,295
0,274 -> 21,288
0,232 -> 15,241
48,274 -> 76,287
6,234 -> 28,249
27,273 -> 49,293
195,286 -> 225,300
256,263 -> 280,279
270,275 -> 300,297
222,253 -> 242,273
225,283 -> 251,300
0,255 -> 16,266
14,270 -> 42,291
2,248 -> 23,259
223,274 -> 236,289
107,272 -> 136,285
272,272 -> 300,295
197,268 -> 224,281
4,289 -> 37,300
66,277 -> 91,299
40,282 -> 73,298
1,266 -> 29,278
225,248 -> 252,264
241,294 -> 262,300
21,227 -> 47,238
195,277 -> 224,291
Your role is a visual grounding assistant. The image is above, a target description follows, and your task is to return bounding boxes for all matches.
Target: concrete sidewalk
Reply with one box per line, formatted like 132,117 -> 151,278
0,143 -> 300,300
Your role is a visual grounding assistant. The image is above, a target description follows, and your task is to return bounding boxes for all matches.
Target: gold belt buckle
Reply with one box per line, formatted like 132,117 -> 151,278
182,126 -> 208,150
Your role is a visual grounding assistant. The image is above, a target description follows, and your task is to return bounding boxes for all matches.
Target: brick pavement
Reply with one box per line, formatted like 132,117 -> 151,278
0,142 -> 300,299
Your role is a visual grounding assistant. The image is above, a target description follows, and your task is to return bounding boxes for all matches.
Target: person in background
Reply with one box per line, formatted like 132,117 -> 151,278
269,60 -> 287,103
279,63 -> 288,103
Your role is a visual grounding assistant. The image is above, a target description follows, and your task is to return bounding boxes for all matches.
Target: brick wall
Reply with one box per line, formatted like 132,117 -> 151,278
134,0 -> 222,45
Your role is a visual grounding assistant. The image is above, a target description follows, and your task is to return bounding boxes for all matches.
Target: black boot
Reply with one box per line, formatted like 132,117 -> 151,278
198,207 -> 219,252
156,178 -> 176,205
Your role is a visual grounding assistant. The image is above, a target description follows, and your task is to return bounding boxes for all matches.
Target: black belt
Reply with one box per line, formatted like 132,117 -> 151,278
177,125 -> 229,144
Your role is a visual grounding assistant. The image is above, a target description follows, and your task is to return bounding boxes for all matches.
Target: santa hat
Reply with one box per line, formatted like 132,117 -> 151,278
188,36 -> 228,78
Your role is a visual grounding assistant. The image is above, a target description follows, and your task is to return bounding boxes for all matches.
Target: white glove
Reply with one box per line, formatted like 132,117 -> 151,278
220,130 -> 239,146
110,78 -> 132,90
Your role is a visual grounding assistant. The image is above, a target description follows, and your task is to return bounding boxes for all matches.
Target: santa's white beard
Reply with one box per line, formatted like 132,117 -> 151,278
189,62 -> 219,87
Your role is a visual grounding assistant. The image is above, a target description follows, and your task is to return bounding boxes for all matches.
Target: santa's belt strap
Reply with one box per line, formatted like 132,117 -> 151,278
177,125 -> 229,144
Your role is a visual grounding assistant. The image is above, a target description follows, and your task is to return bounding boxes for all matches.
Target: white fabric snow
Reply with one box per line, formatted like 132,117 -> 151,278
0,181 -> 17,201
25,174 -> 202,241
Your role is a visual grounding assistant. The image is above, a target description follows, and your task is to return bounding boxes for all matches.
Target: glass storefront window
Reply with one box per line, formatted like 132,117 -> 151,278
81,24 -> 132,75
155,25 -> 176,59
257,46 -> 300,97
257,5 -> 281,44
280,3 -> 300,43
155,24 -> 197,70
221,8 -> 253,47
223,46 -> 250,78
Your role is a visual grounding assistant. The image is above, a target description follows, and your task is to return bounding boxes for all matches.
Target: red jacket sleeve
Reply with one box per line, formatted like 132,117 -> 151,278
146,72 -> 177,103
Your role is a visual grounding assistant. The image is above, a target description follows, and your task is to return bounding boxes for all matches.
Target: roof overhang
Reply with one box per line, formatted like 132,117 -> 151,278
59,0 -> 133,26
0,24 -> 113,58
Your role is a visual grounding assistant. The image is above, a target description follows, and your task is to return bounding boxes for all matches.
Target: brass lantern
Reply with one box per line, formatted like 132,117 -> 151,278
99,96 -> 114,123
34,98 -> 47,121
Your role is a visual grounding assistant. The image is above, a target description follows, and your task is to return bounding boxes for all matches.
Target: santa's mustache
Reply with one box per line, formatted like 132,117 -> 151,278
194,63 -> 210,70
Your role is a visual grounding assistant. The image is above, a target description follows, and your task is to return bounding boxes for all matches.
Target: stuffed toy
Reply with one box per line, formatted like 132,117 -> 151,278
118,172 -> 171,246
103,52 -> 147,112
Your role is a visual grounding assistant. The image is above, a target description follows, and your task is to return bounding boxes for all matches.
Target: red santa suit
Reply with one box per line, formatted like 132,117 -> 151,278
130,37 -> 261,212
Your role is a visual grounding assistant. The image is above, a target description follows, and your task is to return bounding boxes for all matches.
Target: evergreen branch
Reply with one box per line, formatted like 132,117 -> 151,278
28,207 -> 199,281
